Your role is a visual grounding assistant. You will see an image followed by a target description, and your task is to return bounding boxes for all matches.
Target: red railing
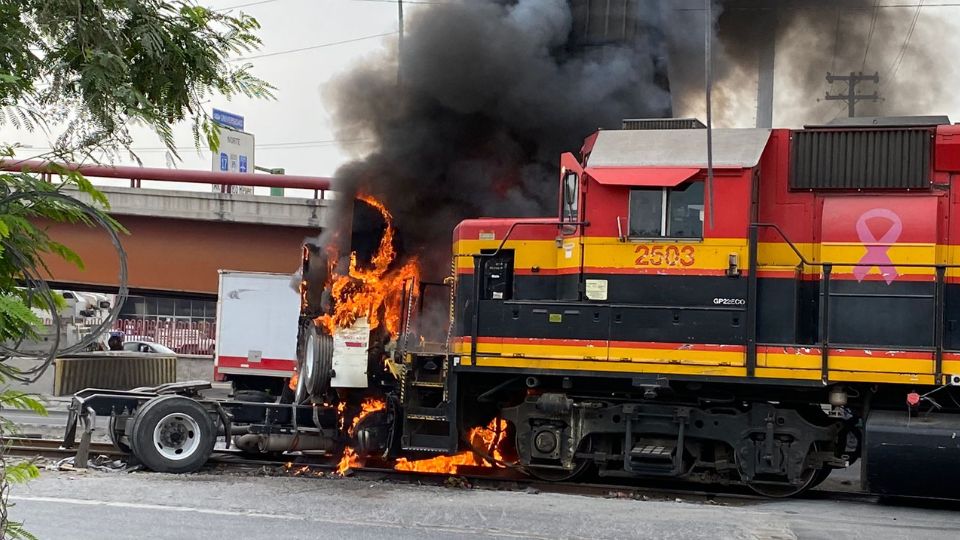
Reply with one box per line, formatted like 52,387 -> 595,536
113,318 -> 216,355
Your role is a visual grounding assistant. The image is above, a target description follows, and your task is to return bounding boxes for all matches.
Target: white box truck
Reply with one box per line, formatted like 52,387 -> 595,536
214,270 -> 300,397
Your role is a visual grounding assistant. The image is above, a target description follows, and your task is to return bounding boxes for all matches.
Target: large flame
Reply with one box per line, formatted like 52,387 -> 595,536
393,418 -> 509,474
317,194 -> 420,338
336,396 -> 388,475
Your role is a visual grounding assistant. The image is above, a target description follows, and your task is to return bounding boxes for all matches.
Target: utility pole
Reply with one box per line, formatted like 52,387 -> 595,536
825,72 -> 880,117
755,14 -> 776,128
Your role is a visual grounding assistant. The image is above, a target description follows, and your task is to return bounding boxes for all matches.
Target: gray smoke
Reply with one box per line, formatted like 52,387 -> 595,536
667,0 -> 947,124
325,0 -> 946,277
325,0 -> 671,277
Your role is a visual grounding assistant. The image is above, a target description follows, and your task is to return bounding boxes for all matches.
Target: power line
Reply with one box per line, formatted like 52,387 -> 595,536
674,2 -> 960,10
830,5 -> 842,72
886,0 -> 924,82
19,138 -> 374,153
217,0 -> 282,10
345,0 -> 454,5
229,31 -> 398,61
861,0 -> 880,71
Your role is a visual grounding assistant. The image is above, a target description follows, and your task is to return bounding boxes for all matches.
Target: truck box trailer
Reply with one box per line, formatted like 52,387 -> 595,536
214,270 -> 300,396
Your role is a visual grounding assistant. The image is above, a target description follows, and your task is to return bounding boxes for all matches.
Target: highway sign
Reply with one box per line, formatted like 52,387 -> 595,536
212,109 -> 244,131
211,125 -> 254,194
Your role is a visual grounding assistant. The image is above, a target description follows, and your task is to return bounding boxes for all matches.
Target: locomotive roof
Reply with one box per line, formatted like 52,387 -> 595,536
587,128 -> 771,169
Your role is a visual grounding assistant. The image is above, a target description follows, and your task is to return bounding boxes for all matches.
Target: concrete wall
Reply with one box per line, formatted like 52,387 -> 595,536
62,185 -> 330,228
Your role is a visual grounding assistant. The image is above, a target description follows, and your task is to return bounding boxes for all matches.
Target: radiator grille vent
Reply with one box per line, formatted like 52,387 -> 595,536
621,118 -> 705,130
790,128 -> 932,190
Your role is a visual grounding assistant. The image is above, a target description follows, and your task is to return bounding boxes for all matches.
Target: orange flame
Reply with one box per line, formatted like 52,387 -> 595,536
316,194 -> 420,338
336,396 -> 388,475
337,446 -> 360,475
288,372 -> 299,392
299,244 -> 310,311
393,418 -> 509,474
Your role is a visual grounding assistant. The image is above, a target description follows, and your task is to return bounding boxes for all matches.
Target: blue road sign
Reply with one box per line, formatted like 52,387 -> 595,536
219,152 -> 229,171
239,155 -> 248,173
212,109 -> 244,131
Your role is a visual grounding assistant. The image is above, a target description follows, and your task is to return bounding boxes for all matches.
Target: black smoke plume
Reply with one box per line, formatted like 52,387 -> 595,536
325,0 -> 672,277
325,0 -> 946,277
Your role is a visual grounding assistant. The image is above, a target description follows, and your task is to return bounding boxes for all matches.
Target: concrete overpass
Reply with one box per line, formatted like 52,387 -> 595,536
5,161 -> 335,296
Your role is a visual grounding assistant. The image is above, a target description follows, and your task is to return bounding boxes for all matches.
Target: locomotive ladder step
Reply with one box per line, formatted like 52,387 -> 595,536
401,446 -> 450,454
405,414 -> 448,422
411,381 -> 445,388
401,432 -> 455,453
630,443 -> 676,460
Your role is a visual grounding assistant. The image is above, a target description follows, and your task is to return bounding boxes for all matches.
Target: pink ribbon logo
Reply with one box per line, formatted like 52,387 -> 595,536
853,208 -> 902,285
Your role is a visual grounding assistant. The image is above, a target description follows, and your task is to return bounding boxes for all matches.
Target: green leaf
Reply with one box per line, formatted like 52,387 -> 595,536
0,390 -> 48,415
0,294 -> 42,341
3,519 -> 40,540
1,461 -> 40,484
46,241 -> 84,270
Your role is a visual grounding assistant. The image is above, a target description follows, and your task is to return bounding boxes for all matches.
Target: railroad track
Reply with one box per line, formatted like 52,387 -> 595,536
207,451 -> 879,505
0,437 -> 883,505
1,437 -> 122,460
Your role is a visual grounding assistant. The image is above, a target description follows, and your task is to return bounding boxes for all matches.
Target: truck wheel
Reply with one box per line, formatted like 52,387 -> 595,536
108,415 -> 132,454
301,324 -> 333,400
130,395 -> 216,473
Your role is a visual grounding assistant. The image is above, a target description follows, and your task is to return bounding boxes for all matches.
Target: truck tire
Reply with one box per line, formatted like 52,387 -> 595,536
108,414 -> 132,454
130,395 -> 217,473
301,324 -> 333,400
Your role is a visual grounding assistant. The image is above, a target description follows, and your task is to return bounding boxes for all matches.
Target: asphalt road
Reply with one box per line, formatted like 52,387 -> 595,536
8,469 -> 960,540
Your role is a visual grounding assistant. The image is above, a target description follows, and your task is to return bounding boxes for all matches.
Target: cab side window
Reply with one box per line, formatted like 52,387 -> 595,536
628,182 -> 704,239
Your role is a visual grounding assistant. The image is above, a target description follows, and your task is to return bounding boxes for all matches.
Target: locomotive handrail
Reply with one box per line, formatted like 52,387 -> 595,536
752,222 -> 960,269
465,219 -> 590,259
751,222 -> 949,385
464,219 -> 589,367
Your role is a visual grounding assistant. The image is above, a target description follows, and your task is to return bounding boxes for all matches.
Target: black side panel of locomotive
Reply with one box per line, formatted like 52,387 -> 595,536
827,280 -> 935,348
942,284 -> 960,350
461,271 -> 751,345
509,304 -> 611,342
756,275 -> 802,344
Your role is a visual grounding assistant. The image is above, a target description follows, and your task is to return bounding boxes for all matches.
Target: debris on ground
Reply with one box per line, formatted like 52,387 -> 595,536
444,476 -> 472,489
46,455 -> 140,473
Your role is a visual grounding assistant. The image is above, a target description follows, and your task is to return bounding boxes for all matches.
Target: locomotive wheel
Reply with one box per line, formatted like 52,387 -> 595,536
525,459 -> 591,482
108,414 -> 132,454
745,467 -> 820,498
297,324 -> 333,402
130,395 -> 217,473
524,438 -> 592,482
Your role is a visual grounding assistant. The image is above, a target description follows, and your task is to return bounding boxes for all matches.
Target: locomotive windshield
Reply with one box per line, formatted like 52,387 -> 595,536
628,181 -> 704,238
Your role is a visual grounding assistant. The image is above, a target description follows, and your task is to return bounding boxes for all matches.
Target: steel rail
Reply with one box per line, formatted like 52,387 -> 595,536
0,438 -> 898,505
